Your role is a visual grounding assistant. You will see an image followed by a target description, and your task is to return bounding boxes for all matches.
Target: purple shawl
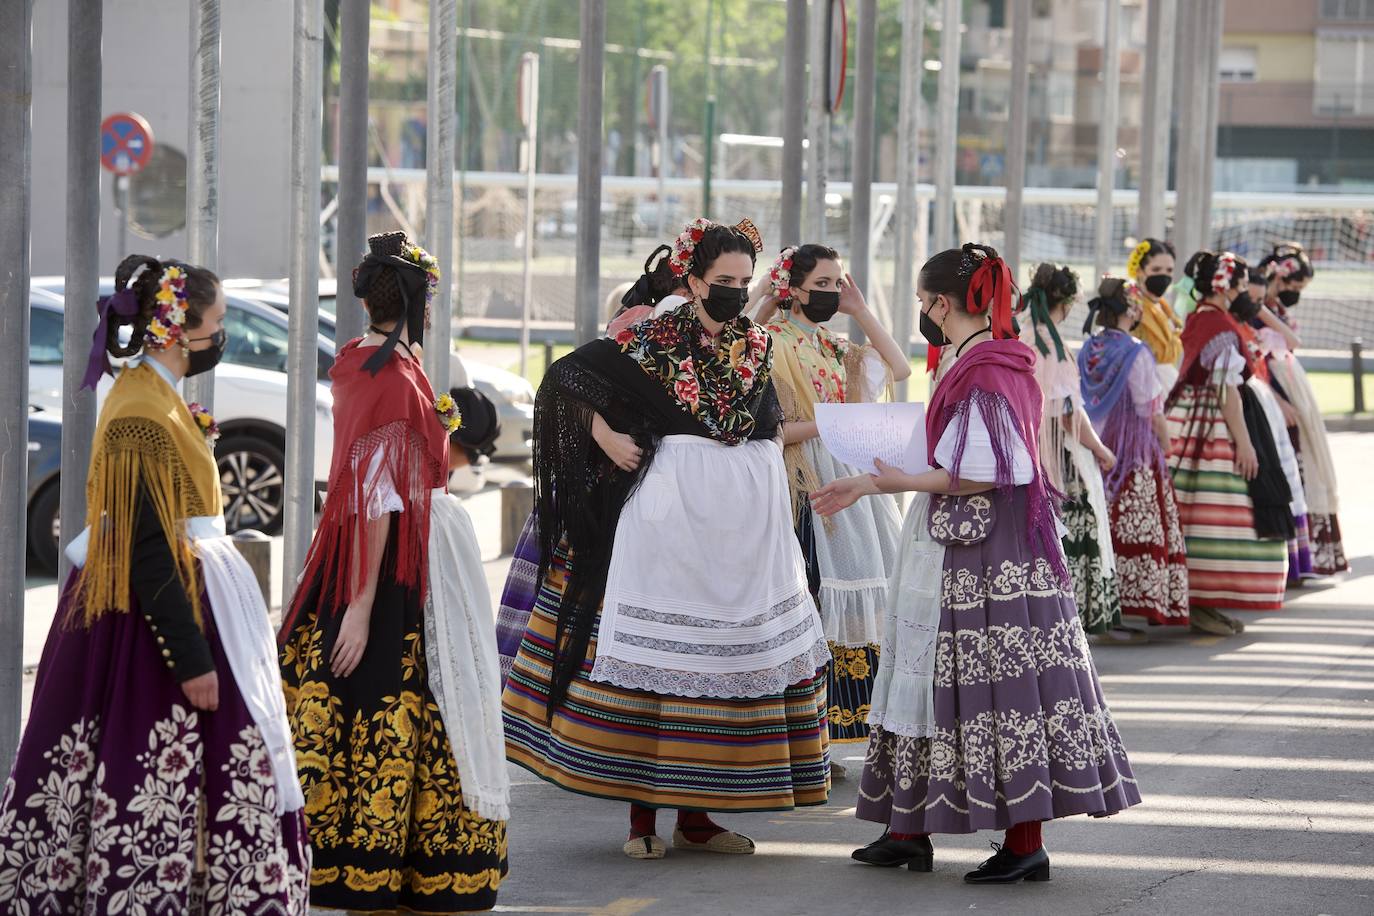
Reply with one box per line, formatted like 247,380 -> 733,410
927,339 -> 1068,582
1078,329 -> 1165,500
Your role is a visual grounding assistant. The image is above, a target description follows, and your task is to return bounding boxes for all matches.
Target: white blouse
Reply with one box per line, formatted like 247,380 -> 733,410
933,398 -> 1034,485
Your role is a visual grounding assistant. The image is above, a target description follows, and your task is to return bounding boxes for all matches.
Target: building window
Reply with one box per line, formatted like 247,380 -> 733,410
1320,0 -> 1374,20
1314,34 -> 1370,115
1219,46 -> 1258,82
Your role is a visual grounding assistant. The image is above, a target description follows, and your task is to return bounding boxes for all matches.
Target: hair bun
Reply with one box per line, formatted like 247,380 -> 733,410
368,230 -> 408,258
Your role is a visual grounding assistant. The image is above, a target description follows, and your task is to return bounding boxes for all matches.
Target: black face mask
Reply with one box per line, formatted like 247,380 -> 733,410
1277,289 -> 1301,308
1143,274 -> 1172,298
919,303 -> 948,348
186,329 -> 227,377
1229,291 -> 1261,322
799,289 -> 840,324
700,284 -> 748,323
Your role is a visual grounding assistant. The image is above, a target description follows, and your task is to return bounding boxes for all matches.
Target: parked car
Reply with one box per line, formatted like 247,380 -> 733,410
26,406 -> 63,573
29,284 -> 334,546
240,282 -> 535,461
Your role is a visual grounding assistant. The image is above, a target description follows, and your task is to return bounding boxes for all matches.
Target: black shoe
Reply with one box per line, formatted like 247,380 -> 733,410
851,833 -> 934,872
963,843 -> 1050,884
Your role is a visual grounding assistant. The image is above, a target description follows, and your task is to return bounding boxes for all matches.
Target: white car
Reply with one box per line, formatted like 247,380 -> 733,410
29,285 -> 334,537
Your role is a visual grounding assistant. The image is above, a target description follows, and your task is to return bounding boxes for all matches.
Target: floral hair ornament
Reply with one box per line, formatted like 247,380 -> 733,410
1125,239 -> 1152,278
401,242 -> 441,313
1211,252 -> 1238,295
768,246 -> 798,301
1271,256 -> 1304,280
187,402 -> 221,445
668,217 -> 714,277
434,391 -> 463,434
145,264 -> 189,351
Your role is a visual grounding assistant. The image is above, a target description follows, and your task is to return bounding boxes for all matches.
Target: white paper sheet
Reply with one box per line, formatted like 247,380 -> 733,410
814,402 -> 928,475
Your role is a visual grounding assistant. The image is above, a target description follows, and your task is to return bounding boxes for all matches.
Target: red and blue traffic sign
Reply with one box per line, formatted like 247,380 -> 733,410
99,112 -> 154,176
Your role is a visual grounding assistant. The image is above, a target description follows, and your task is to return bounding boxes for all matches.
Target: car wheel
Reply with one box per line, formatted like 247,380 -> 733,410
216,434 -> 286,535
28,480 -> 61,576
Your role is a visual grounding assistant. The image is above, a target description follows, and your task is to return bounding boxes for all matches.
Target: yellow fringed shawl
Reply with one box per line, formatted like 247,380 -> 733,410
1131,284 -> 1183,368
767,318 -> 891,527
74,362 -> 222,627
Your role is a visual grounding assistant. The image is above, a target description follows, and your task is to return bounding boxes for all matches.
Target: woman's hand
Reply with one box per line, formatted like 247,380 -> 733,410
869,458 -> 912,493
837,272 -> 868,317
592,413 -> 643,472
181,671 -> 220,712
1234,439 -> 1259,481
809,473 -> 879,517
1094,446 -> 1117,474
331,596 -> 373,678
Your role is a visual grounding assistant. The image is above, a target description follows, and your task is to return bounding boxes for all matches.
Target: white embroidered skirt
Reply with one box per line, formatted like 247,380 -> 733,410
592,435 -> 826,699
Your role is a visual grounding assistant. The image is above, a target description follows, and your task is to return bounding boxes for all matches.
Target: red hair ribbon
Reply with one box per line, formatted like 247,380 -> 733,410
925,343 -> 941,375
967,256 -> 1017,340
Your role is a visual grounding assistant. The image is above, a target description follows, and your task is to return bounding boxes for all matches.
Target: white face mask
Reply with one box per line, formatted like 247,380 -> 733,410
447,462 -> 484,495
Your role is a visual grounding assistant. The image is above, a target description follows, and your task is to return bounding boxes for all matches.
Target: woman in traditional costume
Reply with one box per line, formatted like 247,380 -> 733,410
501,218 -> 830,861
1077,277 -> 1191,631
815,244 -> 1140,883
1254,244 -> 1349,577
1018,263 -> 1131,642
1127,237 -> 1184,391
1166,250 -> 1290,633
280,232 -> 507,913
758,244 -> 907,752
1244,267 -> 1315,584
0,255 -> 310,912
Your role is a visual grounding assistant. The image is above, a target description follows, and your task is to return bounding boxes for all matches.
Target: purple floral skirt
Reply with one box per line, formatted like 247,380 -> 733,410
856,488 -> 1141,834
0,571 -> 310,914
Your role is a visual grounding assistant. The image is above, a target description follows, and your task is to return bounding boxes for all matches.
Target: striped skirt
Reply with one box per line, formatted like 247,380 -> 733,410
1167,384 -> 1288,611
501,545 -> 832,812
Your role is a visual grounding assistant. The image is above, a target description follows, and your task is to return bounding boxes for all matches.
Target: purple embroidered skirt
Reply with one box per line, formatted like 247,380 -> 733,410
0,572 -> 311,913
495,512 -> 541,684
856,487 -> 1141,834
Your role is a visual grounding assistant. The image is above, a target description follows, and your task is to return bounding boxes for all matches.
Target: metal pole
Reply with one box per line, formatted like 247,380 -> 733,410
652,64 -> 670,239
933,0 -> 961,252
185,0 -> 221,411
849,0 -> 877,344
1093,0 -> 1121,282
780,0 -> 807,246
1138,0 -> 1175,240
335,0 -> 370,344
1003,0 -> 1030,281
1352,339 -> 1366,415
425,0 -> 457,393
892,0 -> 926,403
283,0 -> 324,608
574,0 -> 606,345
702,0 -> 716,220
0,0 -> 33,775
806,0 -> 830,239
59,1 -> 102,588
1172,2 -> 1203,262
1199,1 -> 1221,249
519,52 -> 540,377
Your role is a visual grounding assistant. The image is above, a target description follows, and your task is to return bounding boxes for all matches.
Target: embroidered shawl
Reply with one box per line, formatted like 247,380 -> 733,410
1078,329 -> 1160,500
1130,283 -> 1183,368
74,362 -> 222,627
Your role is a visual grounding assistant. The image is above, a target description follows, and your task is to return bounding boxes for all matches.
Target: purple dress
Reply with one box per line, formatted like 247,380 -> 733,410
857,385 -> 1141,834
0,573 -> 311,913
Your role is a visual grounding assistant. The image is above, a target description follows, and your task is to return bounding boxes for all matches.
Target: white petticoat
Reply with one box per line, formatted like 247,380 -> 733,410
865,493 -> 943,739
803,438 -> 902,647
592,435 -> 826,699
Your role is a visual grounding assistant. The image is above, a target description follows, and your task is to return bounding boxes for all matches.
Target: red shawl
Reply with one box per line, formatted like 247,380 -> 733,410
1176,304 -> 1251,395
281,339 -> 448,637
925,338 -> 1067,581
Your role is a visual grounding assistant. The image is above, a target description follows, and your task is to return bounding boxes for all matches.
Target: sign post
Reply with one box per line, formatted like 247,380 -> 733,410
518,51 -> 540,377
100,112 -> 154,261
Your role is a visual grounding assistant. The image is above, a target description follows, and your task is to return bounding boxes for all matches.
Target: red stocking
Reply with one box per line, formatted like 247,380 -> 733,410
676,809 -> 726,843
1004,820 -> 1043,855
629,803 -> 658,840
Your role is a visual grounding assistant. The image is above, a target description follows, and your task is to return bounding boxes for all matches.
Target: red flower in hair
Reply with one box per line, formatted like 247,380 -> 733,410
782,259 -> 793,269
690,228 -> 704,241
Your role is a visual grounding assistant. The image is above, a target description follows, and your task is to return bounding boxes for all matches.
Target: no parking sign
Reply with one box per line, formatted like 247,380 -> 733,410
99,112 -> 154,176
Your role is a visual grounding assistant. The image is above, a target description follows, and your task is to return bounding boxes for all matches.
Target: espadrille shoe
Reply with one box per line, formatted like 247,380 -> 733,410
623,835 -> 666,859
671,828 -> 755,854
